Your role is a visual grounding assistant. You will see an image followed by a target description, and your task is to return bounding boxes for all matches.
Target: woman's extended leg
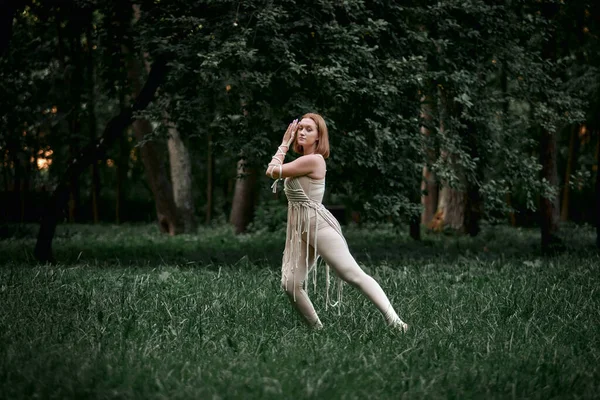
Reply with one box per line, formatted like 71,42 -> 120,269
281,242 -> 323,329
315,224 -> 407,329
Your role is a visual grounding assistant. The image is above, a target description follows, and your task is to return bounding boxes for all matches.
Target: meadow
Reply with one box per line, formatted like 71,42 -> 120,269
0,223 -> 599,399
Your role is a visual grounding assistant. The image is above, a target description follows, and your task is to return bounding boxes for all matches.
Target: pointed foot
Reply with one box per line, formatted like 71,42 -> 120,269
390,319 -> 409,333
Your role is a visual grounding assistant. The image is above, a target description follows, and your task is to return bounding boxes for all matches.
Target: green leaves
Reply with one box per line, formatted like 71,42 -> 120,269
2,0 -> 595,227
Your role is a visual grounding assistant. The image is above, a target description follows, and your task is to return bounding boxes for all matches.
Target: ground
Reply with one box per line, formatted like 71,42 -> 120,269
0,223 -> 598,398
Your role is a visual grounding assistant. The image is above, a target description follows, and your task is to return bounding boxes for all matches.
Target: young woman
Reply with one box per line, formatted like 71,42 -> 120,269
266,113 -> 408,332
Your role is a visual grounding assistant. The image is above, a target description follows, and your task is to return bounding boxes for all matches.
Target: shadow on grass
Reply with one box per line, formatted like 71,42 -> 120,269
0,222 -> 597,268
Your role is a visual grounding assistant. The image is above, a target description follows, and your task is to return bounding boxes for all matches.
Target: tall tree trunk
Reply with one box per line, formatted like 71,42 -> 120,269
595,133 -> 600,249
506,192 -> 516,227
12,149 -> 25,223
116,72 -> 129,224
90,163 -> 100,223
86,24 -> 100,224
229,159 -> 257,234
34,57 -> 169,263
165,112 -> 196,233
431,86 -> 467,233
65,21 -> 84,224
433,185 -> 465,232
125,57 -> 179,233
68,127 -> 81,223
206,132 -> 214,224
501,67 -> 516,226
11,148 -> 20,218
116,129 -> 129,224
464,183 -> 482,236
539,128 -> 561,253
409,207 -> 421,241
22,144 -> 33,222
125,6 -> 181,234
2,149 -> 9,192
420,87 -> 438,226
131,119 -> 181,234
538,1 -> 562,254
463,120 -> 483,237
560,124 -> 579,222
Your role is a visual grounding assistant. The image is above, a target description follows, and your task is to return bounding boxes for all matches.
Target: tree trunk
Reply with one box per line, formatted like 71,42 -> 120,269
116,129 -> 129,224
86,24 -> 100,224
463,120 -> 483,237
229,159 -> 257,234
115,73 -> 129,224
501,66 -> 516,226
2,148 -> 9,192
165,112 -> 196,233
22,144 -> 33,222
131,119 -> 181,235
68,132 -> 81,223
34,57 -> 169,263
538,1 -> 562,254
125,56 -> 181,234
65,22 -> 84,224
560,124 -> 579,222
421,167 -> 438,225
595,133 -> 600,249
431,86 -> 468,233
12,149 -> 21,222
124,6 -> 181,234
206,132 -> 214,224
420,88 -> 438,226
506,192 -> 516,227
539,128 -> 561,253
432,185 -> 465,232
409,212 -> 421,241
464,181 -> 482,236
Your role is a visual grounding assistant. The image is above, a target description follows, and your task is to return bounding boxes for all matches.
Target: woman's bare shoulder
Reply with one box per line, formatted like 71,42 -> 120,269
304,154 -> 326,179
300,153 -> 325,161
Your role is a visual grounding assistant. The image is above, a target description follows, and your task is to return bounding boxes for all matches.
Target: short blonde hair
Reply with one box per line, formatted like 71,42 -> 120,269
293,113 -> 330,159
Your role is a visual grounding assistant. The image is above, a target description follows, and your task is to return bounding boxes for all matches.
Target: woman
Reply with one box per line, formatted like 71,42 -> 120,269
266,113 -> 408,332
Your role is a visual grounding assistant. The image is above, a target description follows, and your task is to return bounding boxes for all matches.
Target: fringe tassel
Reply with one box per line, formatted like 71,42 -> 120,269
281,178 -> 346,311
325,263 -> 330,311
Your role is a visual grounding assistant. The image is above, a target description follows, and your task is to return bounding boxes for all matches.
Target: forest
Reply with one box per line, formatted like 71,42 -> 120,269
1,0 -> 598,260
1,1 -> 600,398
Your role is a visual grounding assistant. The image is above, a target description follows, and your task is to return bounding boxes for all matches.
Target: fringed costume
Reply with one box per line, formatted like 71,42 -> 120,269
275,160 -> 405,329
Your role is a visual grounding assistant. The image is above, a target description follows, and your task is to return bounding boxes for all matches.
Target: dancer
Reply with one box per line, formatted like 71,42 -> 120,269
266,113 -> 408,332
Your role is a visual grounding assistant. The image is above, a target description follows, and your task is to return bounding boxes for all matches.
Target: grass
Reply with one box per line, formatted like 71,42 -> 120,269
0,222 -> 599,399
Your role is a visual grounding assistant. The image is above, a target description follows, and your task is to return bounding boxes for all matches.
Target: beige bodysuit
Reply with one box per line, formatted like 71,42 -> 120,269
278,165 -> 405,329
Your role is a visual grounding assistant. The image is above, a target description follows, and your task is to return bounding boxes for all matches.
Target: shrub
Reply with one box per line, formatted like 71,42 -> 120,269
247,200 -> 288,234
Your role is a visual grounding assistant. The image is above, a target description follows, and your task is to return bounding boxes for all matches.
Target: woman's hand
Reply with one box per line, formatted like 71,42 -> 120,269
282,119 -> 298,147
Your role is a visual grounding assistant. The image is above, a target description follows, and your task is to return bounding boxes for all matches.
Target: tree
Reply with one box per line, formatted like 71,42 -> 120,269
560,125 -> 579,221
34,57 -> 169,262
229,159 -> 257,234
126,4 -> 182,234
165,109 -> 197,233
0,0 -> 594,257
86,18 -> 101,223
419,86 -> 438,226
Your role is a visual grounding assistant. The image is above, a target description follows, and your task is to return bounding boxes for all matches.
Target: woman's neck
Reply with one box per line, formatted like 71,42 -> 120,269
303,144 -> 317,155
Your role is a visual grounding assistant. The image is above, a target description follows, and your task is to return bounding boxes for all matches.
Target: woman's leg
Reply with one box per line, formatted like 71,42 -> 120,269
315,224 -> 407,329
281,242 -> 323,329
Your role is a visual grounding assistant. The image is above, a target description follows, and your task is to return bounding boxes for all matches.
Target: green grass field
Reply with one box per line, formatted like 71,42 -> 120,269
1,223 -> 599,399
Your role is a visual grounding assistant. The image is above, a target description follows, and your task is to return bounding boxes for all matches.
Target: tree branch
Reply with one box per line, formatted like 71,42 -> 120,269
34,56 -> 168,263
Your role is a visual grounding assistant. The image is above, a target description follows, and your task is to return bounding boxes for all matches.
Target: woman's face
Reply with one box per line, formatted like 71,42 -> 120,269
296,118 -> 319,151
